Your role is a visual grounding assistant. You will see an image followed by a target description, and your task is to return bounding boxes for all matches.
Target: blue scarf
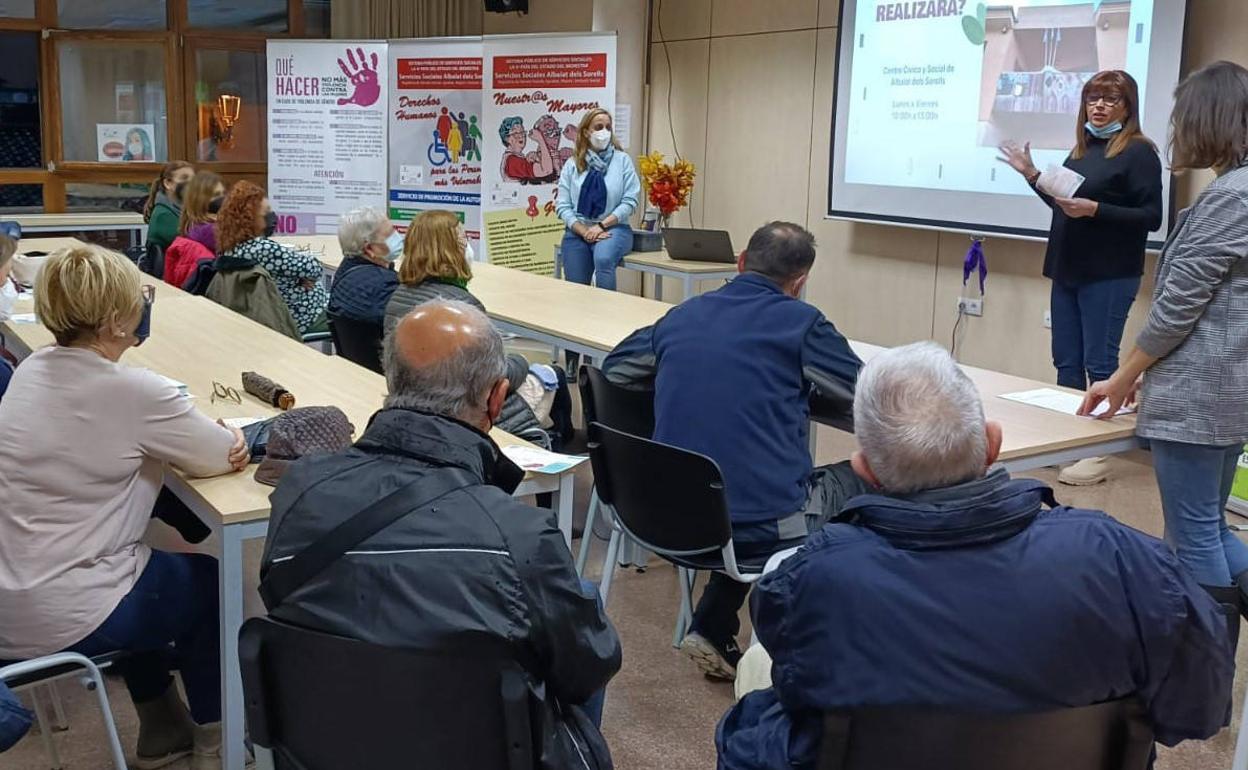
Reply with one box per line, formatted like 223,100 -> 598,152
576,146 -> 613,220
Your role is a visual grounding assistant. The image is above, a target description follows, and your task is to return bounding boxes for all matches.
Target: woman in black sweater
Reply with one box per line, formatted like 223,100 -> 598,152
999,69 -> 1162,485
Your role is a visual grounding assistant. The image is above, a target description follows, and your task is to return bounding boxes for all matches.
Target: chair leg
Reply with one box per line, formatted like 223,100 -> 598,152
598,528 -> 622,605
576,488 -> 600,577
28,687 -> 64,770
81,660 -> 128,770
672,567 -> 697,648
47,682 -> 69,731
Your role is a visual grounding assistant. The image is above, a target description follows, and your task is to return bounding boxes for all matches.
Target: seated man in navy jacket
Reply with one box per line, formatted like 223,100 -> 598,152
603,221 -> 866,680
717,342 -> 1234,769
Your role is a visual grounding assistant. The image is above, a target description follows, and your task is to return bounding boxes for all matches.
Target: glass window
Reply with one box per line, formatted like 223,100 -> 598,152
66,181 -> 149,213
57,1 -> 167,29
192,49 -> 266,162
0,184 -> 42,213
57,41 -> 169,163
0,32 -> 41,169
188,0 -> 287,31
304,0 -> 331,37
0,1 -> 35,18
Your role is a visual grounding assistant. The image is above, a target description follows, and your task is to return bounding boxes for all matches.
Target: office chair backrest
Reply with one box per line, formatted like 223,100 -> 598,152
239,617 -> 536,770
327,316 -> 384,374
587,422 -> 731,555
816,698 -> 1154,770
579,365 -> 654,439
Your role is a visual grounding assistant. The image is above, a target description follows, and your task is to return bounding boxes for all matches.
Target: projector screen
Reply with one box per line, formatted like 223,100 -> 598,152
828,0 -> 1188,246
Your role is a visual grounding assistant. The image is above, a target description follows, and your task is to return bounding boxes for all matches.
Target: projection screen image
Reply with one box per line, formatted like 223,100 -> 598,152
828,0 -> 1188,244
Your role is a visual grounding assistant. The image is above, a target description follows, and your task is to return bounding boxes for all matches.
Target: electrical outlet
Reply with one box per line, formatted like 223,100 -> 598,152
957,297 -> 983,317
1043,310 -> 1052,328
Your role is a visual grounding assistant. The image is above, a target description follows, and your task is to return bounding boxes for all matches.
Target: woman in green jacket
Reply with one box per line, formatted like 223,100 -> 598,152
142,161 -> 194,258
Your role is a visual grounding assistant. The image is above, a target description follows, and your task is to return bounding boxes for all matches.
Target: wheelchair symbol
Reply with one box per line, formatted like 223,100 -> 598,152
427,130 -> 451,167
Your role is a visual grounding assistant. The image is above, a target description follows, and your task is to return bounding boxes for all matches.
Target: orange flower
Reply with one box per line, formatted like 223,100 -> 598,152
638,151 -> 696,216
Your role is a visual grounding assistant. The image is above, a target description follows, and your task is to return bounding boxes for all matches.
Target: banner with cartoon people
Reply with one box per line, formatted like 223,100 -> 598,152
266,40 -> 389,235
387,38 -> 484,255
480,33 -> 616,272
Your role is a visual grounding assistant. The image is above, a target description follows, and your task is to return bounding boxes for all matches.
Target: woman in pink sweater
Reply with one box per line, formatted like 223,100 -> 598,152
0,245 -> 248,768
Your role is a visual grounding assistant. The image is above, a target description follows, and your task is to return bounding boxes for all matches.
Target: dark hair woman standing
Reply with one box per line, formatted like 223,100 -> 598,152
1082,61 -> 1248,613
999,70 -> 1162,486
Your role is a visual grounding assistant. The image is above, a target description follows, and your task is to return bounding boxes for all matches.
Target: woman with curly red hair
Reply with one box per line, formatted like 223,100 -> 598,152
215,181 -> 328,334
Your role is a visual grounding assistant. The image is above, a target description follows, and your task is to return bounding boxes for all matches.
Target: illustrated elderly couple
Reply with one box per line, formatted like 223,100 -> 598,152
498,114 -> 577,184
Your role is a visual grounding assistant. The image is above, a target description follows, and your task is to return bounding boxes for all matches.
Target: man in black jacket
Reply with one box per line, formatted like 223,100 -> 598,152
261,299 -> 621,768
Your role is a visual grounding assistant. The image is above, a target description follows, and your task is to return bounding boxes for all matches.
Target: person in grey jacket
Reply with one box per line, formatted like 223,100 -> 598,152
1082,61 -> 1248,609
262,300 -> 621,768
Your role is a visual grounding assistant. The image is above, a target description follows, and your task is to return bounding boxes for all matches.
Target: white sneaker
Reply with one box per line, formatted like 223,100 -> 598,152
1058,456 -> 1110,486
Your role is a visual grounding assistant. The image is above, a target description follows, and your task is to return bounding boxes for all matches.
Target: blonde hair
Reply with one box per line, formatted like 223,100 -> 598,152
0,234 -> 15,270
36,245 -> 143,347
573,108 -> 619,172
399,210 -> 471,285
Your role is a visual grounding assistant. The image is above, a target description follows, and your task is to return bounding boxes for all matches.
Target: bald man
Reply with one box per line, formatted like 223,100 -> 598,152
260,300 -> 621,768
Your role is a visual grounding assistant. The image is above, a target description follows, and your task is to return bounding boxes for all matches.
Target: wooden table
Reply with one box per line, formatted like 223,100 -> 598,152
554,244 -> 738,302
0,291 -> 577,770
13,212 -> 147,247
470,262 -> 1140,472
283,237 -> 1140,468
15,237 -> 87,255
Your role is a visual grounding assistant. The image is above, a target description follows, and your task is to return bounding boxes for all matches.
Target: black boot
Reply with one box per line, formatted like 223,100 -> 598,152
1201,584 -> 1241,654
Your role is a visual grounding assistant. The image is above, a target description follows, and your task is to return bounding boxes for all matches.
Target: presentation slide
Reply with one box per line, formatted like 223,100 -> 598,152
828,0 -> 1187,243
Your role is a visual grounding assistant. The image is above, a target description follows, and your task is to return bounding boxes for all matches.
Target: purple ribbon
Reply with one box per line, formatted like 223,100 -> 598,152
963,239 -> 987,295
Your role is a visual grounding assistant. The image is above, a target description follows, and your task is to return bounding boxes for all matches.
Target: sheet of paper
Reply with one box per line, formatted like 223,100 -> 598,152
1000,388 -> 1133,418
614,103 -> 632,149
222,417 -> 268,429
8,313 -> 38,324
1036,164 -> 1086,198
500,445 -> 588,474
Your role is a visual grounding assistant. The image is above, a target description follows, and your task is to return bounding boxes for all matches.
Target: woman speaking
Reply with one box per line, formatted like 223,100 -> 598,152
555,107 -> 641,292
999,70 -> 1162,486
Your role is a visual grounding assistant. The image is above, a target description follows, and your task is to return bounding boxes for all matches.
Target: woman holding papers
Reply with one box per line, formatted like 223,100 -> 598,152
999,70 -> 1162,485
1081,61 -> 1248,610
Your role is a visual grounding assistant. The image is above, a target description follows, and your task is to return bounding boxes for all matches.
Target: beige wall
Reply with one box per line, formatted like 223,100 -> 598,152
645,0 -> 1248,382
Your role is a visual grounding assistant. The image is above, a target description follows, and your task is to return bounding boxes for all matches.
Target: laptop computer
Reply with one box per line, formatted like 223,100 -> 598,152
662,228 -> 736,263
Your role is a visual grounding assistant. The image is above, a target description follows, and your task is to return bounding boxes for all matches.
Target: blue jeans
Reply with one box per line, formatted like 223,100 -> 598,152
561,226 -> 633,291
1152,440 -> 1248,586
1050,276 -> 1140,390
68,551 -> 221,724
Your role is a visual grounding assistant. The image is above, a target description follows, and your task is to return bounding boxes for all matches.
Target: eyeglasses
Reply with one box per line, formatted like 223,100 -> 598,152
211,381 -> 242,405
1085,93 -> 1123,107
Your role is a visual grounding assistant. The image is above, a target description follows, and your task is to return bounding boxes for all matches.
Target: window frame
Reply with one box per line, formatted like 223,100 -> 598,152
0,0 -> 313,213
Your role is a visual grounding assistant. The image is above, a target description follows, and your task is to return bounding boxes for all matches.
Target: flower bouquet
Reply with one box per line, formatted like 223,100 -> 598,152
638,151 -> 696,230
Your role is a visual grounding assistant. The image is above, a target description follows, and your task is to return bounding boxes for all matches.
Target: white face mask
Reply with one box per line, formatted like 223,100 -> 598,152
128,142 -> 144,156
0,279 -> 17,322
589,128 -> 612,151
383,231 -> 405,262
463,240 -> 475,262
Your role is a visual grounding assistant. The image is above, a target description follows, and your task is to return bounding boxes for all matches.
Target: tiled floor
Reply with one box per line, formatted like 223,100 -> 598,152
4,430 -> 1244,769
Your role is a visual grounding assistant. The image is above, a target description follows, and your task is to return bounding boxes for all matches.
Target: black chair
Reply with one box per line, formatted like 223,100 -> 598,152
587,422 -> 766,647
326,316 -> 382,372
574,366 -> 655,576
239,617 -> 536,770
815,698 -> 1154,770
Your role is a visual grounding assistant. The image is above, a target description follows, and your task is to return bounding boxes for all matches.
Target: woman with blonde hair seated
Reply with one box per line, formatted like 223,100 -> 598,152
384,209 -> 481,326
385,210 -> 561,448
0,245 -> 249,768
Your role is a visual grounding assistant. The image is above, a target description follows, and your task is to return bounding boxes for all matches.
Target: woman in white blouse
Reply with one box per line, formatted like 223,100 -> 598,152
0,245 -> 248,768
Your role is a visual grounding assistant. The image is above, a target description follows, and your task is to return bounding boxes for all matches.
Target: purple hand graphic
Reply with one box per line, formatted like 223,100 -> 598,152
337,47 -> 380,107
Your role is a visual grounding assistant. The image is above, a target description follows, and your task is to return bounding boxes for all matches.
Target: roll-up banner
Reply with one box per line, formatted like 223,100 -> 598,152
267,40 -> 389,235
